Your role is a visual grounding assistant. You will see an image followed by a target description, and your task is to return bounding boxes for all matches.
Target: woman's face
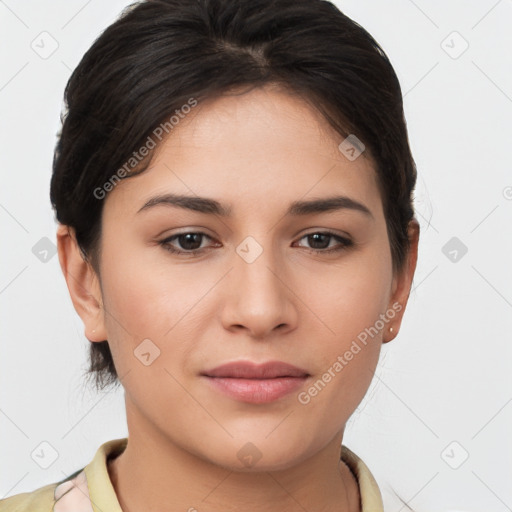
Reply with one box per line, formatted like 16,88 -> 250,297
68,84 -> 416,471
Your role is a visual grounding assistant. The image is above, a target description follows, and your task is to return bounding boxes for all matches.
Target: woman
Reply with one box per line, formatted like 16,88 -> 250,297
0,0 -> 419,510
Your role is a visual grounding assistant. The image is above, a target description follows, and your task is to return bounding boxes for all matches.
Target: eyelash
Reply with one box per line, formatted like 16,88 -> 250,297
159,231 -> 353,257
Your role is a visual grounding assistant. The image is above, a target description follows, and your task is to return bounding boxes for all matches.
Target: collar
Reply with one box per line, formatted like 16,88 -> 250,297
53,438 -> 383,512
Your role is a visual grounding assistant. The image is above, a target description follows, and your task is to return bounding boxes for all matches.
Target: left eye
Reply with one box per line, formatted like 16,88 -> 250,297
159,231 -> 353,256
295,232 -> 353,252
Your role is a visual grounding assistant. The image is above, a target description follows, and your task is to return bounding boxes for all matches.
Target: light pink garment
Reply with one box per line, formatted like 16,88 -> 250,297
53,470 -> 94,512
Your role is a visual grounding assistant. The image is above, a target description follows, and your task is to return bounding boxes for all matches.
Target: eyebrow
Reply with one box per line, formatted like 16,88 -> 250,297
137,193 -> 373,218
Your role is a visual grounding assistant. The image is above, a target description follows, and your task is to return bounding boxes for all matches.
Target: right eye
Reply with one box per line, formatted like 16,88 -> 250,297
159,232 -> 217,256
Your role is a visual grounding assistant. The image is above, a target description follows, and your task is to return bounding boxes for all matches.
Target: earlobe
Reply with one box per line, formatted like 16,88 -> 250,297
384,325 -> 396,343
56,224 -> 107,343
383,219 -> 420,343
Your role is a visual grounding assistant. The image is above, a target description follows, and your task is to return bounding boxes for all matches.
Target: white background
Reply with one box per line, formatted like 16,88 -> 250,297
1,1 -> 511,511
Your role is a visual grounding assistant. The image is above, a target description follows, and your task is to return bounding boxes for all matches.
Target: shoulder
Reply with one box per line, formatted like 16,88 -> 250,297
0,468 -> 85,512
0,481 -> 58,512
0,438 -> 127,512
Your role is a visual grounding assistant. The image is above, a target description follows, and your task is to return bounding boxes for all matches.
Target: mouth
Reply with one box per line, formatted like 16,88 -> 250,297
200,361 -> 310,404
201,360 -> 309,379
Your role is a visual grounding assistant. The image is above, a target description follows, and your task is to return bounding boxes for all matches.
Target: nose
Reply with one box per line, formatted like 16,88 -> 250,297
220,240 -> 298,339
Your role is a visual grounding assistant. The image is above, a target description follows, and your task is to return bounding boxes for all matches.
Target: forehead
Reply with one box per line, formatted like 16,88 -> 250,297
104,84 -> 382,218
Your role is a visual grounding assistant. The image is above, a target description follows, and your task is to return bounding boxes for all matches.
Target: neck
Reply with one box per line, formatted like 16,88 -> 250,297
108,407 -> 360,512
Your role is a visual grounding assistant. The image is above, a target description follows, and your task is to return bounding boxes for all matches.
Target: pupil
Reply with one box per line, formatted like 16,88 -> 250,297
180,233 -> 202,250
309,234 -> 329,249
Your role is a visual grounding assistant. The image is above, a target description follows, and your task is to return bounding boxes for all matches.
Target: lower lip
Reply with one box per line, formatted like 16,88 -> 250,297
203,376 -> 308,404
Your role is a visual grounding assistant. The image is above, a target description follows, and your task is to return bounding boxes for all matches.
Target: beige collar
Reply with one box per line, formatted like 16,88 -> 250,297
53,438 -> 383,512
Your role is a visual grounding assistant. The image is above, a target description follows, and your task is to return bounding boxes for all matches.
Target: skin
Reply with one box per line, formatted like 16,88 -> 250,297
57,83 -> 419,512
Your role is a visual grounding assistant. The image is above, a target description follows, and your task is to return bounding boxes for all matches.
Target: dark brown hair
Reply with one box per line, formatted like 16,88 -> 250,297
50,0 -> 417,391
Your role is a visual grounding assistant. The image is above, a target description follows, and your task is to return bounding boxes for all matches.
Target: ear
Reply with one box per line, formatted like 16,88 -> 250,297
56,224 -> 107,343
383,219 -> 420,343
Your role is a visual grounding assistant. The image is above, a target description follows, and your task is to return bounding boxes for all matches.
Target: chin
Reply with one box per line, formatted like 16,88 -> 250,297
198,435 -> 319,473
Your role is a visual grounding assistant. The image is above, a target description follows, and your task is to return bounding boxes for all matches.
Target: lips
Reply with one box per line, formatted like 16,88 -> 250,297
201,361 -> 310,379
201,361 -> 310,404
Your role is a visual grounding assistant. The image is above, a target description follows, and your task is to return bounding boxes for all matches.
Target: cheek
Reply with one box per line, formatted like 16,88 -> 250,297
314,249 -> 393,349
97,240 -> 193,372
302,248 -> 392,405
100,235 -> 202,333
297,277 -> 388,421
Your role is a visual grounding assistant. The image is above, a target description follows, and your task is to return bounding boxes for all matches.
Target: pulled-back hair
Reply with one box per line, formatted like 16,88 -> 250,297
50,0 -> 417,391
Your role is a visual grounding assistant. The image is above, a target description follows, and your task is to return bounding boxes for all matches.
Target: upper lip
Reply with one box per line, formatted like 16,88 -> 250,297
201,361 -> 310,379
